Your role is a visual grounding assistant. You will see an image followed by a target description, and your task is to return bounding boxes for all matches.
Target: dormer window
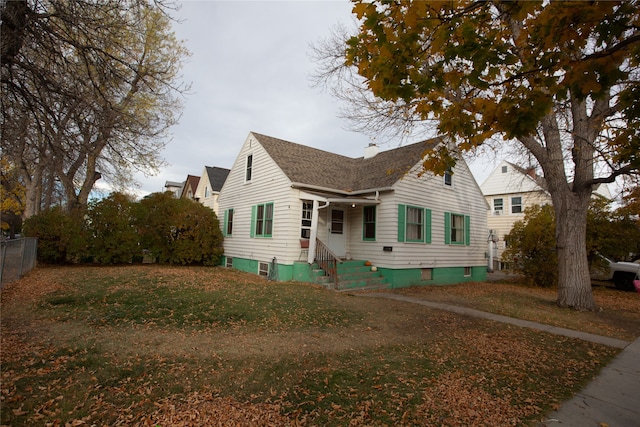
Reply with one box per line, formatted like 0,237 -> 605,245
245,154 -> 253,182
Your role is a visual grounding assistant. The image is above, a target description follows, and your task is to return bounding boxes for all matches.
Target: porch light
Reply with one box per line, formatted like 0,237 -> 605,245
351,203 -> 356,208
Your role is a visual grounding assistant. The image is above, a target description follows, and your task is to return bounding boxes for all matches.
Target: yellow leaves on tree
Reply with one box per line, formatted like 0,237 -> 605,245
0,156 -> 25,229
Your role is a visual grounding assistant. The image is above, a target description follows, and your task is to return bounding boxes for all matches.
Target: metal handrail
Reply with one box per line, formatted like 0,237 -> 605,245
314,239 -> 341,286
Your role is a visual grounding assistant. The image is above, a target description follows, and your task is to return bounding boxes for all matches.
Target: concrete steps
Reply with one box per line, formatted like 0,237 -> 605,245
311,260 -> 388,291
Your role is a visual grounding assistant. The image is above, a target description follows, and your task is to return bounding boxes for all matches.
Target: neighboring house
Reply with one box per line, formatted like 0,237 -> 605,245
164,181 -> 184,198
480,160 -> 612,271
217,132 -> 489,289
194,166 -> 230,215
180,175 -> 201,200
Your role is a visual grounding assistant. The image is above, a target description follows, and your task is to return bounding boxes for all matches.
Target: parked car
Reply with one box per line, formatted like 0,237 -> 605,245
591,255 -> 640,291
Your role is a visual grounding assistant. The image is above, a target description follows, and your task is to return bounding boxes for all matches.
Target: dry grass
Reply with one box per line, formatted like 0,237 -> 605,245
393,279 -> 640,341
1,265 -> 634,427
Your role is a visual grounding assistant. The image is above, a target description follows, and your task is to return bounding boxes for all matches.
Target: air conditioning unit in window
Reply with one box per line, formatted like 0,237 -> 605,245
493,210 -> 502,215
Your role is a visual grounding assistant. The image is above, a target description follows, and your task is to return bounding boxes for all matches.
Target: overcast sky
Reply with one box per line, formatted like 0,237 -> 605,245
132,0 -> 500,197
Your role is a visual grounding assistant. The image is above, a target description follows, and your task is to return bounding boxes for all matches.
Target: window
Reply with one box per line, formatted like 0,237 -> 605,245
259,262 -> 269,277
511,197 -> 522,214
205,186 -> 209,198
301,201 -> 313,239
444,168 -> 452,186
464,266 -> 472,277
331,209 -> 344,234
225,257 -> 233,268
397,204 -> 432,243
407,206 -> 423,241
224,208 -> 234,236
444,212 -> 470,245
245,154 -> 253,182
363,206 -> 376,240
493,198 -> 503,215
251,202 -> 274,237
421,268 -> 433,280
501,165 -> 508,173
451,214 -> 465,243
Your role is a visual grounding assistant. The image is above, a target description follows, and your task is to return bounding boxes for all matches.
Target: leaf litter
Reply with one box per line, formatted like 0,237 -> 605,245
1,266 -> 627,426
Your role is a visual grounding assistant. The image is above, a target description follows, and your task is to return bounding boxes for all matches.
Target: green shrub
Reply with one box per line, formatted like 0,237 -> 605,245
502,204 -> 558,287
135,192 -> 223,265
23,206 -> 87,264
86,193 -> 140,264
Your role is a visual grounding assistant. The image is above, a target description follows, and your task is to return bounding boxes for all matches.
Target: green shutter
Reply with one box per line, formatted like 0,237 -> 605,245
444,212 -> 451,245
397,204 -> 406,242
465,215 -> 471,246
250,205 -> 257,238
425,209 -> 432,244
223,209 -> 228,237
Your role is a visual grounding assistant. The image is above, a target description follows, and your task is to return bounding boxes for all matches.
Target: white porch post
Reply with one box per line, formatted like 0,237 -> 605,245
307,199 -> 320,263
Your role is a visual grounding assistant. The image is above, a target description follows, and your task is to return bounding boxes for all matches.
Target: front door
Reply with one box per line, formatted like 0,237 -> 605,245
328,208 -> 346,258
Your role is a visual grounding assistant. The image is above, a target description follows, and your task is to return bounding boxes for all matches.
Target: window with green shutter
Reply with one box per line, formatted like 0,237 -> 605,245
251,202 -> 274,237
398,204 -> 431,243
445,212 -> 470,245
224,208 -> 234,236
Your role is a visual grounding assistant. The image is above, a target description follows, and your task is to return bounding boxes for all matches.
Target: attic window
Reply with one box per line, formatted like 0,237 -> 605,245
444,168 -> 452,186
245,154 -> 253,182
502,166 -> 508,173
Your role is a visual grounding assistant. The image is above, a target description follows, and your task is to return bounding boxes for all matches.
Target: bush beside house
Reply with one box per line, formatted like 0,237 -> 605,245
23,192 -> 224,266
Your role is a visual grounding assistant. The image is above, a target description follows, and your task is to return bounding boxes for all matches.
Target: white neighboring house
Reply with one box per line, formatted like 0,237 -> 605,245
194,166 -> 230,216
217,132 -> 489,289
480,160 -> 612,270
164,181 -> 184,198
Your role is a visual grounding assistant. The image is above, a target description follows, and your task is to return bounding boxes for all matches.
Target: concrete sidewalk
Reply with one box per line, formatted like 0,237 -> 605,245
362,293 -> 640,427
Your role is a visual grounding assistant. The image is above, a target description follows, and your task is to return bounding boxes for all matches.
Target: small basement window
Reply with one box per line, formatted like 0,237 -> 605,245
421,268 -> 433,280
225,257 -> 233,268
464,267 -> 472,277
259,262 -> 269,277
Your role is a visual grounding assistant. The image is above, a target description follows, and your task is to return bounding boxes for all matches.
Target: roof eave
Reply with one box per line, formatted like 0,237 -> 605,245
291,182 -> 394,196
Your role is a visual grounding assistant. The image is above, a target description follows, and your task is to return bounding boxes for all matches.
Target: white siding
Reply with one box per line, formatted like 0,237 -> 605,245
217,133 -> 305,266
480,160 -> 544,196
194,167 -> 221,214
347,160 -> 488,269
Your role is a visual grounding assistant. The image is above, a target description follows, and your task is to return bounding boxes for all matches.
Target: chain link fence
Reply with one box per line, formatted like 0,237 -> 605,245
1,238 -> 38,286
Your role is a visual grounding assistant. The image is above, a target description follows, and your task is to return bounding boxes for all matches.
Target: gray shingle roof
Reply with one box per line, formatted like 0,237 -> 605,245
205,166 -> 230,192
252,132 -> 439,192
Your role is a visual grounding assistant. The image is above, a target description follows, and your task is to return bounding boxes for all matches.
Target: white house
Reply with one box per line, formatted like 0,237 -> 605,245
180,175 -> 200,201
480,160 -> 612,270
194,166 -> 230,215
164,181 -> 183,198
217,132 -> 489,289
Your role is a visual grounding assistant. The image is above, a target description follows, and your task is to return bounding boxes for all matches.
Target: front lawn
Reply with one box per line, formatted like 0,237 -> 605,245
1,265 -> 629,426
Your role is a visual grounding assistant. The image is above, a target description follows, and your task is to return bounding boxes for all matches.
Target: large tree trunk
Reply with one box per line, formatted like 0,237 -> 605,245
554,193 -> 596,310
523,109 -> 598,311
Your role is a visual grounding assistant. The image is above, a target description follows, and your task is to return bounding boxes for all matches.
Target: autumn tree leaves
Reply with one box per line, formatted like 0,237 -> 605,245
1,1 -> 189,218
317,0 -> 640,310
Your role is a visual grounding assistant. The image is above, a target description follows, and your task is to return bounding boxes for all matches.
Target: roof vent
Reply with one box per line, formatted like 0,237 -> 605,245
364,143 -> 379,159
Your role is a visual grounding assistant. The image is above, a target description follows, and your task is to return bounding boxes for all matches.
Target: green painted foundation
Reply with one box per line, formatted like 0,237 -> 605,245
222,255 -> 486,289
381,266 -> 487,289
